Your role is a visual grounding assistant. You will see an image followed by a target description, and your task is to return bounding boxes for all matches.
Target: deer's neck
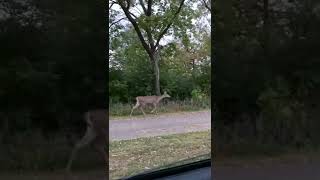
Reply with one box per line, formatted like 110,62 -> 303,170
156,96 -> 165,103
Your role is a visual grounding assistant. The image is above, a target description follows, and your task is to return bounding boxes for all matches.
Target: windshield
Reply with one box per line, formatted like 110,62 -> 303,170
109,0 -> 211,179
122,153 -> 211,179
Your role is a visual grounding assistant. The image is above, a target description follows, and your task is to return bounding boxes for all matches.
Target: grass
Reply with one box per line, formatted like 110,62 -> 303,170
0,129 -> 211,178
109,99 -> 211,117
109,130 -> 211,180
1,129 -> 319,179
109,109 -> 211,121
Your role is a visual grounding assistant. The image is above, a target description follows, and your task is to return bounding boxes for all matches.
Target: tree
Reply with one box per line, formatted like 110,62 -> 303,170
113,0 -> 187,95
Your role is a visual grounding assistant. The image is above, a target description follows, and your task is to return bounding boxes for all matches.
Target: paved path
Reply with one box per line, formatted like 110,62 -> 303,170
109,110 -> 211,141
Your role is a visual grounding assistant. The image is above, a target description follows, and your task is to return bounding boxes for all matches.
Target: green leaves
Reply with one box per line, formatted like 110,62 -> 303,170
109,0 -> 211,100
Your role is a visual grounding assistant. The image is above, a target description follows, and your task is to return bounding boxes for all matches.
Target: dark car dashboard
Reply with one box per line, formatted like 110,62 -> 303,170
121,159 -> 211,180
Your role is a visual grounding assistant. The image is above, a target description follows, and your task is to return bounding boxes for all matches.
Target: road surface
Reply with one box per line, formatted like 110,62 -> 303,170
109,110 -> 211,141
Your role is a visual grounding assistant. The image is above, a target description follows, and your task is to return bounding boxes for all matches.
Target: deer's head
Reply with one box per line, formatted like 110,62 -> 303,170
163,91 -> 171,98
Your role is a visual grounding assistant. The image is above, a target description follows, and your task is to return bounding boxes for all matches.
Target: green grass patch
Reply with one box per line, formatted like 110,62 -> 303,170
109,99 -> 211,117
109,130 -> 211,180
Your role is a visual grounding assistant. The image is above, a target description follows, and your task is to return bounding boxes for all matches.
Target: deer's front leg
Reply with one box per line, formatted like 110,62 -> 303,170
139,106 -> 146,116
130,103 -> 139,116
151,103 -> 157,114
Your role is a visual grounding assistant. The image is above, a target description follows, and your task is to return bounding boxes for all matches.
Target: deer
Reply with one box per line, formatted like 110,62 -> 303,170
130,91 -> 171,116
65,109 -> 108,173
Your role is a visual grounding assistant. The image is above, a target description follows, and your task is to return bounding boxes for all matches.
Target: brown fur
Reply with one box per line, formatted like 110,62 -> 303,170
130,91 -> 171,116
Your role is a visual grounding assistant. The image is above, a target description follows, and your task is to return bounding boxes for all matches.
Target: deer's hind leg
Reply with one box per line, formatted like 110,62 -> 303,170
139,105 -> 146,116
66,126 -> 96,172
130,102 -> 140,116
151,103 -> 158,114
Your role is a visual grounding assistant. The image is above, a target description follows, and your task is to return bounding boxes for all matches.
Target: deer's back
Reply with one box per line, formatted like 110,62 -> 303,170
137,96 -> 158,104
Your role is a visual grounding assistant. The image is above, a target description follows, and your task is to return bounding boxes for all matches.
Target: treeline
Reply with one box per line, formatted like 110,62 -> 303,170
0,0 -> 106,138
214,0 -> 320,151
109,36 -> 211,104
109,0 -> 211,102
109,21 -> 211,103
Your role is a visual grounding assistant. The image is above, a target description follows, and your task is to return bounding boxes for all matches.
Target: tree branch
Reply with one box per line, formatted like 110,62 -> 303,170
139,0 -> 147,14
109,17 -> 127,28
117,0 -> 153,58
163,0 -> 168,9
129,12 -> 138,19
145,27 -> 155,51
147,0 -> 152,16
109,1 -> 118,9
155,0 -> 186,48
125,0 -> 131,9
132,6 -> 144,15
202,0 -> 211,12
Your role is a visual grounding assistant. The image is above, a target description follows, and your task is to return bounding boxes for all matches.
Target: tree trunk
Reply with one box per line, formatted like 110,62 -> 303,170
149,50 -> 161,96
153,58 -> 161,96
